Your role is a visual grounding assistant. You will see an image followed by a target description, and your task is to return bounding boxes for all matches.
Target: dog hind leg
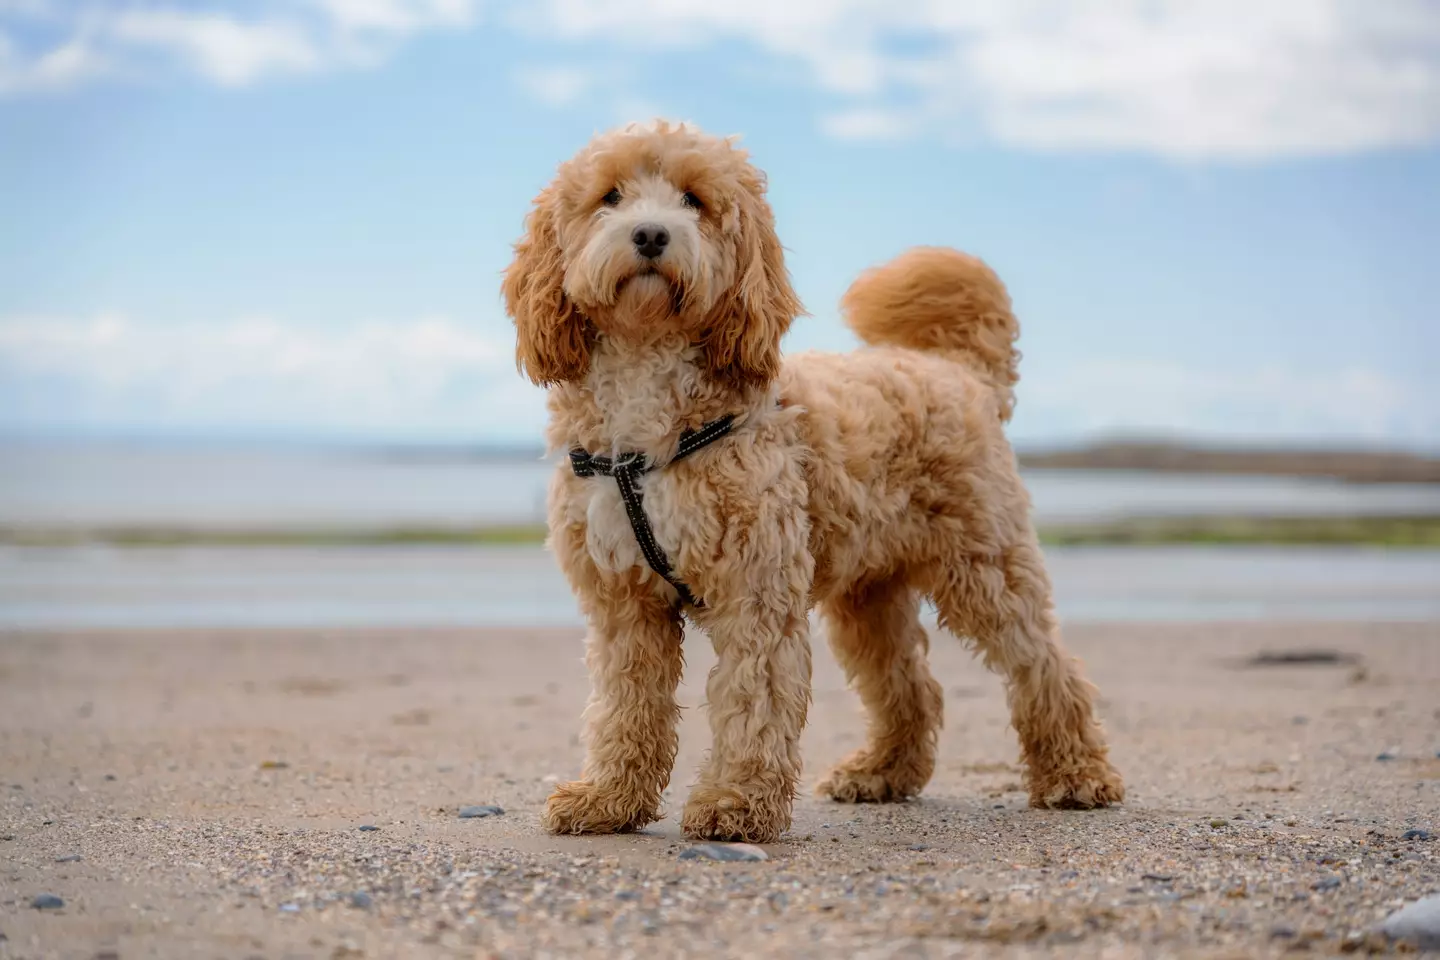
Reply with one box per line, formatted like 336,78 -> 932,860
927,536 -> 1124,809
816,576 -> 943,803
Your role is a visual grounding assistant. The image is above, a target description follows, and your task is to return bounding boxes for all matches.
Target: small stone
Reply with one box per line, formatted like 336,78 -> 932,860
31,894 -> 65,910
678,843 -> 768,862
357,824 -> 380,832
1380,894 -> 1440,950
1376,751 -> 1398,761
1246,649 -> 1354,666
103,774 -> 116,781
348,891 -> 373,909
1141,873 -> 1174,882
1401,828 -> 1432,841
907,843 -> 930,851
1271,925 -> 1297,939
1208,819 -> 1227,829
458,805 -> 505,819
1311,876 -> 1342,891
279,902 -> 300,913
55,854 -> 82,863
259,760 -> 289,770
614,890 -> 642,902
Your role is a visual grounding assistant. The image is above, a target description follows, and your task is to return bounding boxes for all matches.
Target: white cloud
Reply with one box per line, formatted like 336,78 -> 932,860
513,64 -> 590,107
313,0 -> 475,34
1015,358 -> 1439,446
0,0 -> 480,92
4,1 -> 1439,157
0,314 -> 548,441
819,106 -> 919,142
0,28 -> 107,93
519,0 -> 1440,160
2,316 -> 1433,446
109,11 -> 321,86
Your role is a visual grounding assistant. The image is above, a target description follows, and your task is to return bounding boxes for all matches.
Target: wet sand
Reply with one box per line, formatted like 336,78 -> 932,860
2,622 -> 1438,958
7,544 -> 1440,628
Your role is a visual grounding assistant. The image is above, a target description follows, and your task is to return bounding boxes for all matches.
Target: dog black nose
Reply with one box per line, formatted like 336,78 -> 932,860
631,223 -> 670,259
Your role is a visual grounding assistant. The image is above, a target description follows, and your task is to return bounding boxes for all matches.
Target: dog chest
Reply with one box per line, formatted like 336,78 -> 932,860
578,472 -> 685,577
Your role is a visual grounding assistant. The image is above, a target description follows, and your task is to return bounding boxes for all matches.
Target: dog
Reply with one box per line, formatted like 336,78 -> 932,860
502,120 -> 1124,844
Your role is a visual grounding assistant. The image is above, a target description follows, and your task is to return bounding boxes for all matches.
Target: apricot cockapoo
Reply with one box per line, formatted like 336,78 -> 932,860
502,120 -> 1124,844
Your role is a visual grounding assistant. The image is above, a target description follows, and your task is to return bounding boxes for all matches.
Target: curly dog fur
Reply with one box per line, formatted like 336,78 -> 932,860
503,120 -> 1124,844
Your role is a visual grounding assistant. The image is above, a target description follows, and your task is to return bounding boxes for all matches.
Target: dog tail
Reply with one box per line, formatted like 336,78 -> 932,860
841,246 -> 1020,421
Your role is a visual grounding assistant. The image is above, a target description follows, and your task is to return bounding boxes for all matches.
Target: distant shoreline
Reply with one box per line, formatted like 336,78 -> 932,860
5,515 -> 1439,548
6,437 -> 1439,484
1014,441 -> 1440,484
323,441 -> 1440,484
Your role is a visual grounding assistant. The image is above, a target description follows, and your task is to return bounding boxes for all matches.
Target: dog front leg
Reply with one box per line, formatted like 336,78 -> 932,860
681,506 -> 813,844
543,565 -> 686,835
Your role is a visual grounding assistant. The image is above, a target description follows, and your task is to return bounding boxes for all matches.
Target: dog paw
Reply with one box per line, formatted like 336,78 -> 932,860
1028,758 -> 1126,810
817,750 -> 931,803
816,768 -> 917,804
541,780 -> 659,835
681,785 -> 790,844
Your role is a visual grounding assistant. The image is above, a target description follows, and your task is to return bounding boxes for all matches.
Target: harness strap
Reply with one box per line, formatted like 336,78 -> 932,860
568,414 -> 736,608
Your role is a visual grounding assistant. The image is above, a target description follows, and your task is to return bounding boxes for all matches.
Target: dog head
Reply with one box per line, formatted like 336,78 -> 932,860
504,120 -> 802,390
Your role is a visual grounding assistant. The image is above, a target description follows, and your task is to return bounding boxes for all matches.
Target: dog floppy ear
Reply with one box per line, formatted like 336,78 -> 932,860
700,171 -> 802,390
503,187 -> 592,385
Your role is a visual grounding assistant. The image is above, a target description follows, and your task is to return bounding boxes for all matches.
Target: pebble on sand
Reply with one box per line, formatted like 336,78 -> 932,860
1400,828 -> 1432,841
348,891 -> 373,909
458,805 -> 505,819
357,824 -> 380,832
54,854 -> 82,863
31,894 -> 64,910
678,843 -> 769,862
1381,894 -> 1440,950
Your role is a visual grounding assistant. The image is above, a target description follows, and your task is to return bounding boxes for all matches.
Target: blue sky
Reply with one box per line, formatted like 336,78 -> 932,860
1,0 -> 1438,449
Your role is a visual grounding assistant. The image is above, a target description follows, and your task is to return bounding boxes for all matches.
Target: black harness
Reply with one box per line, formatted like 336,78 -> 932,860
569,414 -> 735,609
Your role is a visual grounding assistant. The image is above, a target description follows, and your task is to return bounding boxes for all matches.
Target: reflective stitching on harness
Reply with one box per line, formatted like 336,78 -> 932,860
569,415 -> 736,609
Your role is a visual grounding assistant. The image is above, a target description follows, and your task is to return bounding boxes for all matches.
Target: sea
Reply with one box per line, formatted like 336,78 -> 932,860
2,440 -> 1438,628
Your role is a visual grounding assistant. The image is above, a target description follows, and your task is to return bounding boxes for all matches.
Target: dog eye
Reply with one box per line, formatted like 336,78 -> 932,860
601,188 -> 622,206
681,191 -> 703,210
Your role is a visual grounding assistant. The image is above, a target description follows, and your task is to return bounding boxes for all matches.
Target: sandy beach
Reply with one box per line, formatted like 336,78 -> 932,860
2,620 -> 1437,958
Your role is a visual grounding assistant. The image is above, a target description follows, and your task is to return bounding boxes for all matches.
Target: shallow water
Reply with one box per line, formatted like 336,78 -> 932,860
3,543 -> 1437,628
4,442 -> 1439,529
5,442 -> 1438,628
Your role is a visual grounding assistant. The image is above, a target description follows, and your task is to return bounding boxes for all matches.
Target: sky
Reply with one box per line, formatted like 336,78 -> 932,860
1,0 -> 1438,450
